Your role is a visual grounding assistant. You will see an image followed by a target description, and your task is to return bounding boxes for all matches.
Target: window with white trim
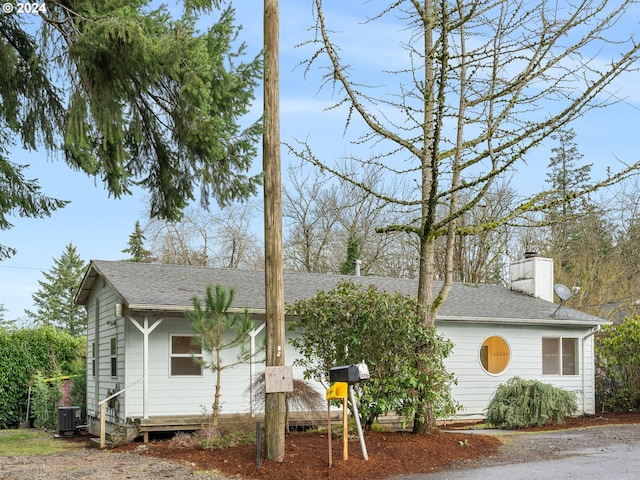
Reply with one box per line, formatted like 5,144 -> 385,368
170,335 -> 203,376
479,336 -> 511,375
542,337 -> 579,375
93,299 -> 99,378
91,342 -> 96,377
110,337 -> 117,377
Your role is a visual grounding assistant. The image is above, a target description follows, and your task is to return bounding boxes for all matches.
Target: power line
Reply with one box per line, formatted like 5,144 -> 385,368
0,265 -> 43,271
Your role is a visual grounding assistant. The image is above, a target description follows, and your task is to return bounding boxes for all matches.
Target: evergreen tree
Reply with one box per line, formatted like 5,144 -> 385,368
25,243 -> 87,337
187,284 -> 254,427
0,304 -> 17,329
339,236 -> 361,275
0,162 -> 68,260
544,129 -> 595,265
122,221 -> 152,262
1,2 -> 263,258
546,129 -> 593,218
539,130 -> 619,315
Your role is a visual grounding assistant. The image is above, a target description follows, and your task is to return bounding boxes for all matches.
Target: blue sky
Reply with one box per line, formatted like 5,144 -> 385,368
1,1 -> 639,321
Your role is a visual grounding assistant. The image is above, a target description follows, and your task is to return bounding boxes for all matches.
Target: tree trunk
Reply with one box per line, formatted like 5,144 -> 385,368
212,349 -> 222,427
413,236 -> 438,434
412,399 -> 437,434
212,381 -> 221,427
263,0 -> 286,462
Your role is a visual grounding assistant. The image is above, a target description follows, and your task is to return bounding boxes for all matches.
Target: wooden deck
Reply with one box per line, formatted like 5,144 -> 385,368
136,411 -> 329,442
133,410 -> 416,442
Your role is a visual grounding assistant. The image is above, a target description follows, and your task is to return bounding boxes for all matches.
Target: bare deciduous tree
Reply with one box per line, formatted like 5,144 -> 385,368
144,202 -> 264,269
283,164 -> 340,273
434,180 -> 517,285
289,0 -> 640,433
209,202 -> 264,270
283,161 -> 417,276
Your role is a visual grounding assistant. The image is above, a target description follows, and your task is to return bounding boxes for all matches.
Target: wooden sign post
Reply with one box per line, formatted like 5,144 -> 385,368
326,382 -> 348,466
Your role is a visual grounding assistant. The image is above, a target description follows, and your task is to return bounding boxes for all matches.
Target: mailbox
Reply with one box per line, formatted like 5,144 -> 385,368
327,362 -> 370,463
329,362 -> 370,384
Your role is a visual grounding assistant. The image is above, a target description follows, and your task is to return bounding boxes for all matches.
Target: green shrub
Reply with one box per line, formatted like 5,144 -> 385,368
68,359 -> 88,421
31,372 -> 63,430
595,317 -> 640,412
0,326 -> 85,428
288,281 -> 459,429
485,377 -> 577,429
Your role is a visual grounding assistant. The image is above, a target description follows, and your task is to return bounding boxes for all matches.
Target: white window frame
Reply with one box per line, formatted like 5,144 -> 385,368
479,335 -> 511,376
542,336 -> 579,376
91,341 -> 96,377
169,334 -> 203,377
110,336 -> 118,378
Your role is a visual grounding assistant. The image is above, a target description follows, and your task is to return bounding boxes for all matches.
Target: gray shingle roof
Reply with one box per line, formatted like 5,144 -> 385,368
76,260 -> 605,326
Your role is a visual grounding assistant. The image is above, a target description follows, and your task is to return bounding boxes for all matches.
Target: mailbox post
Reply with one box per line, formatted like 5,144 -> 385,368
325,381 -> 348,465
327,362 -> 370,463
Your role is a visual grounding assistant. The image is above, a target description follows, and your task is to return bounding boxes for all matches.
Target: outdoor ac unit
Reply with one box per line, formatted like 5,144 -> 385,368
57,406 -> 80,436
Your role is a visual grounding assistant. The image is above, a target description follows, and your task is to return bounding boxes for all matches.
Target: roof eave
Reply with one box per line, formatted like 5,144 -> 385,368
125,304 -> 266,316
74,262 -> 100,306
436,315 -> 609,327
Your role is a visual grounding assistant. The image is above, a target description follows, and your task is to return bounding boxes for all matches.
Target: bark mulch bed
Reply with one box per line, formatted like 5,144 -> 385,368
112,412 -> 640,480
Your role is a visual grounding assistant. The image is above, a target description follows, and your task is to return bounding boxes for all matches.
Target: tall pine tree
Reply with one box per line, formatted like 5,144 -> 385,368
122,221 -> 152,262
26,243 -> 87,337
1,2 -> 263,258
546,129 -> 593,217
544,129 -> 594,262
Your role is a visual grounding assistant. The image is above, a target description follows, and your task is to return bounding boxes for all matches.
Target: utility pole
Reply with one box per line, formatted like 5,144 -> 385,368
263,0 -> 286,462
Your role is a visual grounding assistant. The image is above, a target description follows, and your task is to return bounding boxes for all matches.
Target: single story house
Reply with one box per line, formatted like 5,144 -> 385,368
75,255 -> 607,441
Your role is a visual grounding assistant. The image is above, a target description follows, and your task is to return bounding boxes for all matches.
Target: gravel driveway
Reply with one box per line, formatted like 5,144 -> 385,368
395,423 -> 640,479
471,423 -> 640,466
0,449 -> 220,480
2,424 -> 640,480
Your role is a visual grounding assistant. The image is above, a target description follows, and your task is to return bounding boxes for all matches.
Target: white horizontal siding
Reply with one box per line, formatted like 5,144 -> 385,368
102,300 -> 596,421
122,318 -> 324,419
439,323 -> 597,418
124,317 -> 257,418
86,281 -> 126,422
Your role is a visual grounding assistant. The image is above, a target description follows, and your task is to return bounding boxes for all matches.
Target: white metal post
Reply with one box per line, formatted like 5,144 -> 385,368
348,384 -> 368,460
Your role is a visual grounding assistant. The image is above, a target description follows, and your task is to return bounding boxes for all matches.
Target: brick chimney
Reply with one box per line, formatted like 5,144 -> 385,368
509,253 -> 554,302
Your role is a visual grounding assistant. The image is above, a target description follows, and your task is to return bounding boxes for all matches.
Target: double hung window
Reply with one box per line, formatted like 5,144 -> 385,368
170,335 -> 203,376
542,337 -> 579,375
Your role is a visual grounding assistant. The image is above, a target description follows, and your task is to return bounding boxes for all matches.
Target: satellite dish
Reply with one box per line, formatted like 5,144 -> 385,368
553,283 -> 574,318
554,283 -> 573,302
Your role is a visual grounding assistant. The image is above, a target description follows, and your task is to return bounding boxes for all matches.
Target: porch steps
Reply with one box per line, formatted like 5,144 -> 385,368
89,437 -> 112,448
138,415 -> 206,434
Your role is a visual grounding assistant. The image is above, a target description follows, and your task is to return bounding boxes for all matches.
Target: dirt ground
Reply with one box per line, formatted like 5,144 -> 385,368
112,412 -> 640,480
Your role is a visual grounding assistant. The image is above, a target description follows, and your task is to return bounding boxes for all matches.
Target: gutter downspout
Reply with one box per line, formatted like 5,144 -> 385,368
581,326 -> 600,415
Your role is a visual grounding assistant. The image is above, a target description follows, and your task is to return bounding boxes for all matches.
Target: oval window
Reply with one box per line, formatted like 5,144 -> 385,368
479,336 -> 510,375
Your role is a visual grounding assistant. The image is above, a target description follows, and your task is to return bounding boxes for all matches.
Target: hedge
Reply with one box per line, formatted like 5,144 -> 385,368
0,326 -> 85,429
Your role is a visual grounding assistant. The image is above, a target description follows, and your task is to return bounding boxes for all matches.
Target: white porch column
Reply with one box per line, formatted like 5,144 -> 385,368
128,315 -> 163,419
